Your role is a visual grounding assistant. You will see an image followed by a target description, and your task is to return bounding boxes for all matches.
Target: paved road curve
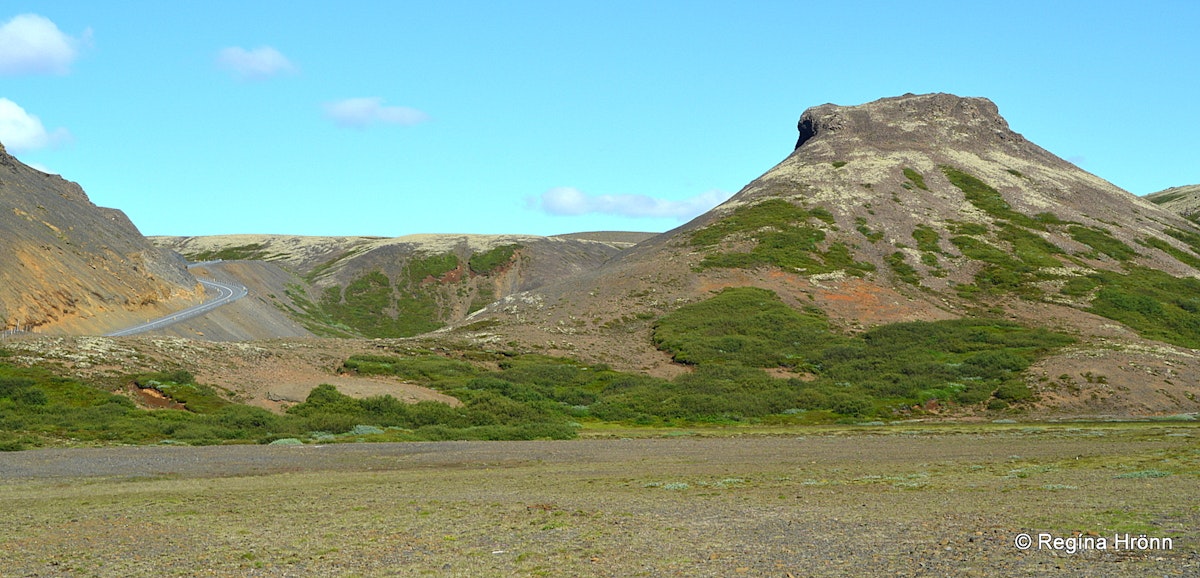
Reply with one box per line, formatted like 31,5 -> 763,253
104,262 -> 247,337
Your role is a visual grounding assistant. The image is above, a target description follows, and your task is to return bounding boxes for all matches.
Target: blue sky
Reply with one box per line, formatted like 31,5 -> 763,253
2,1 -> 1198,237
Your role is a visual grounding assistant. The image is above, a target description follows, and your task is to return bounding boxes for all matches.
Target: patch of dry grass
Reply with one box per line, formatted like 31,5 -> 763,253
0,424 -> 1196,576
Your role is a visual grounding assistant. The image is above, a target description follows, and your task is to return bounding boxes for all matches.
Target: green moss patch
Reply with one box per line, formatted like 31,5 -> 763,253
692,199 -> 874,276
1068,226 -> 1136,261
942,166 -> 1040,229
886,252 -> 920,285
903,168 -> 929,191
468,244 -> 522,275
1085,267 -> 1200,348
184,243 -> 270,262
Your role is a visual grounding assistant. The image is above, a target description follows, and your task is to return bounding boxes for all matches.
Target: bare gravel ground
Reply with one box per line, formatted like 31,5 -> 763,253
1,424 -> 1197,577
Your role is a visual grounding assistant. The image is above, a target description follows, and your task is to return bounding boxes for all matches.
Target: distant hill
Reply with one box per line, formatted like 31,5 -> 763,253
0,142 -> 200,334
551,231 -> 658,247
151,232 -> 632,338
1145,184 -> 1200,222
453,93 -> 1200,414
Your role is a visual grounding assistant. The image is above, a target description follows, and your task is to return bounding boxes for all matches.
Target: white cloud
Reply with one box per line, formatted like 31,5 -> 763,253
532,187 -> 732,221
0,14 -> 87,75
216,46 -> 296,80
323,97 -> 428,128
0,98 -> 71,152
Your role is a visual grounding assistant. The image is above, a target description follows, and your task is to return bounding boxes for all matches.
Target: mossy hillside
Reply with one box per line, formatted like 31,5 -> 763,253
694,168 -> 1200,354
1083,267 -> 1200,349
692,199 -> 875,275
934,167 -> 1137,299
183,243 -> 273,262
297,248 -> 517,338
932,170 -> 1200,349
404,253 -> 459,285
650,287 -> 1073,413
651,287 -> 831,368
315,261 -> 451,338
1148,190 -> 1189,205
1162,227 -> 1200,256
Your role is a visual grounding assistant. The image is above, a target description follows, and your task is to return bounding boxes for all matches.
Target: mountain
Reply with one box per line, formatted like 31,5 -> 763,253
1146,184 -> 1200,222
150,232 -> 633,339
0,142 -> 201,334
453,93 -> 1200,413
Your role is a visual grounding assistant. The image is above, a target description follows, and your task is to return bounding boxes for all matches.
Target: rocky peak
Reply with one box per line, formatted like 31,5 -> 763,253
794,93 -> 1017,151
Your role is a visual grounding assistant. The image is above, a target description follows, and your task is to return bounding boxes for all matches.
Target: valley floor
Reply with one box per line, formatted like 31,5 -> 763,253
1,424 -> 1197,576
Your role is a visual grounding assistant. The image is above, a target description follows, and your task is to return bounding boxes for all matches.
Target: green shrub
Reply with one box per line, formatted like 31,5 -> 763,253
855,217 -> 884,243
315,269 -> 448,338
651,290 -> 1071,415
886,252 -> 920,285
951,222 -> 990,236
903,168 -> 929,191
1068,226 -> 1136,261
469,244 -> 522,275
1162,227 -> 1200,254
405,253 -> 459,284
344,355 -> 478,383
652,287 -> 835,368
997,223 -> 1064,268
993,382 -> 1034,402
1060,276 -> 1099,297
133,371 -> 231,414
1140,236 -> 1200,270
1086,267 -> 1200,348
912,225 -> 940,253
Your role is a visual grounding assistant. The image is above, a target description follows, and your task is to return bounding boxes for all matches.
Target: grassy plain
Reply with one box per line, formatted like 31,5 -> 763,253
0,422 -> 1196,576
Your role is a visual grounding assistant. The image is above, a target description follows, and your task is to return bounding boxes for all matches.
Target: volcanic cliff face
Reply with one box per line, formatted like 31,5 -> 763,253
456,93 -> 1200,413
0,142 -> 200,333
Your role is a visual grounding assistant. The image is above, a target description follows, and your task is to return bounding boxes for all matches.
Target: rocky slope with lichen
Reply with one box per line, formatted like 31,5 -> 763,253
0,142 -> 201,334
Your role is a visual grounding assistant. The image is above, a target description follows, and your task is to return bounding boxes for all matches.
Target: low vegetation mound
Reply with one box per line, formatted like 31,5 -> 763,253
652,287 -> 1075,413
287,247 -> 520,338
